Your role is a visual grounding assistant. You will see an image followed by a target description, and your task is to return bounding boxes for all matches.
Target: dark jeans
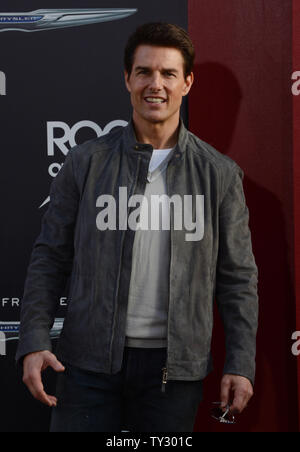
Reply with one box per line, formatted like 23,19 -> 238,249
50,347 -> 203,432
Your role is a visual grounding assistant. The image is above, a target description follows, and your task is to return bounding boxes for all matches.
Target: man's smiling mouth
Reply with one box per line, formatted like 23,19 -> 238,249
144,97 -> 166,104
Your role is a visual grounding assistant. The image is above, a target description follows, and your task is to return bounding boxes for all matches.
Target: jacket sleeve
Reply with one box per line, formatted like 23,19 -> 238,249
16,150 -> 79,364
215,165 -> 258,386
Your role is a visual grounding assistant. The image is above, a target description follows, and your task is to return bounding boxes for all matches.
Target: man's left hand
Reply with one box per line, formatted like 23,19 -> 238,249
220,374 -> 254,415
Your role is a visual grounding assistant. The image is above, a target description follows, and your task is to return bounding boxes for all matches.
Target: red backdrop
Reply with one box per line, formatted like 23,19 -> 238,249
188,0 -> 299,432
293,0 -> 300,432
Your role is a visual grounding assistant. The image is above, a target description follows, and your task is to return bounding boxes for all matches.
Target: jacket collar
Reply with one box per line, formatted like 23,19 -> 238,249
123,117 -> 189,160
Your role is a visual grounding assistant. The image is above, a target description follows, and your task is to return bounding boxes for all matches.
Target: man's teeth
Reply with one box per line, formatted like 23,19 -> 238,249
145,97 -> 165,103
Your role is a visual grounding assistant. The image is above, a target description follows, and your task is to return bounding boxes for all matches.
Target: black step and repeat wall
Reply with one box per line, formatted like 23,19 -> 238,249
0,0 -> 188,432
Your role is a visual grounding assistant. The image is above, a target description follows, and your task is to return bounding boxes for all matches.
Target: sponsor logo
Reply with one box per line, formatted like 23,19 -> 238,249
0,9 -> 137,32
96,188 -> 205,242
41,119 -> 128,208
0,297 -> 67,308
0,70 -> 6,95
47,120 -> 128,157
0,318 -> 64,341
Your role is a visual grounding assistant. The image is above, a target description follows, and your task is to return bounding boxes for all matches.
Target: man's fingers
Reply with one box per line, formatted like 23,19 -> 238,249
230,390 -> 252,414
43,354 -> 65,373
230,392 -> 247,414
46,395 -> 58,407
31,384 -> 58,407
220,376 -> 231,409
220,374 -> 253,415
23,369 -> 56,407
28,381 -> 57,407
23,352 -> 64,407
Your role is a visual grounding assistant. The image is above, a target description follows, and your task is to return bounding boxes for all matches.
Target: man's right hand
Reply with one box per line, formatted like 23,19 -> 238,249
22,350 -> 65,407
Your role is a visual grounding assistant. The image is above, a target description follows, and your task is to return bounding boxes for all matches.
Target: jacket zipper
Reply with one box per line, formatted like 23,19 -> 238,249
109,155 -> 141,372
161,155 -> 176,393
161,367 -> 168,392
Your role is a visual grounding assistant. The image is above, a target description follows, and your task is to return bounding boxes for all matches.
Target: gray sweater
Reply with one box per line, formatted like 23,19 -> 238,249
125,148 -> 174,348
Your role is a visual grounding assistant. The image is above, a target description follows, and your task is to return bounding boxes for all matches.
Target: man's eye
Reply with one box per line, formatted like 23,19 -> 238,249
164,72 -> 176,77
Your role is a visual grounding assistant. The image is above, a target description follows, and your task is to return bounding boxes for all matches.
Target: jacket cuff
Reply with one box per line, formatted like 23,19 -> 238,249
15,328 -> 52,367
223,361 -> 255,387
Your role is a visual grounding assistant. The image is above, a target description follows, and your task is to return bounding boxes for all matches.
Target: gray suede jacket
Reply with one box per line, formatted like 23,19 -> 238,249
16,119 -> 258,386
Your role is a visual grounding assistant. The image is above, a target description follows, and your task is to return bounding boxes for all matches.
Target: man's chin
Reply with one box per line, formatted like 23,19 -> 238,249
148,118 -> 165,124
133,110 -> 174,126
143,113 -> 167,124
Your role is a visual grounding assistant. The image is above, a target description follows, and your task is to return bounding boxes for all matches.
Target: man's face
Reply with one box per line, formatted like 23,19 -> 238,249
125,45 -> 193,126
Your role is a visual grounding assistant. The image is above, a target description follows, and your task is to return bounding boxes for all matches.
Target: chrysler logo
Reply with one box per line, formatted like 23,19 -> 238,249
0,8 -> 137,32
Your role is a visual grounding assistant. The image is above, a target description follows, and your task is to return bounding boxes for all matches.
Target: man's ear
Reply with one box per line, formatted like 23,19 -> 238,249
183,72 -> 194,96
124,70 -> 131,93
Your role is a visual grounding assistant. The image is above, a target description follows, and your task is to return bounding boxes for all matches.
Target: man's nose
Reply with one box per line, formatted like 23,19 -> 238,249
149,73 -> 163,91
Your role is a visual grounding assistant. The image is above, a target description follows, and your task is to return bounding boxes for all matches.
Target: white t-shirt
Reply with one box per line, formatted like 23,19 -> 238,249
148,148 -> 173,173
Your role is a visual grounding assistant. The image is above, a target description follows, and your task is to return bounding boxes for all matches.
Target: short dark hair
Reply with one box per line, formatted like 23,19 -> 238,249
124,22 -> 195,79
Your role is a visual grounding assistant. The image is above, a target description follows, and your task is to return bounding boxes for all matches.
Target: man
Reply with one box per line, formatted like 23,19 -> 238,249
16,23 -> 258,432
